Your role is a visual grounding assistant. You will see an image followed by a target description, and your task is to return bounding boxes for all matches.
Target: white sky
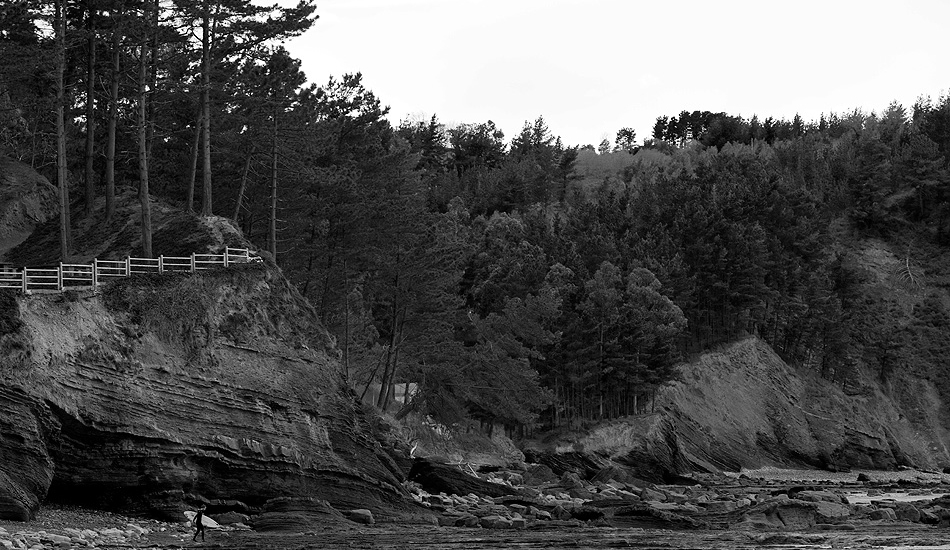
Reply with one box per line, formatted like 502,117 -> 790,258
283,0 -> 950,147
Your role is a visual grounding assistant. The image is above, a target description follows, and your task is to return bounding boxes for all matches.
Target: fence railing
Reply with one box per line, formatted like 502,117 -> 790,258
0,247 -> 261,294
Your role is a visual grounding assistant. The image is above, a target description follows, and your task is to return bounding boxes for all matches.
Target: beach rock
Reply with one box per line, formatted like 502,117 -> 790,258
919,508 -> 940,524
868,508 -> 897,521
252,497 -> 346,532
607,502 -> 705,530
704,500 -> 737,514
570,506 -> 605,522
640,488 -> 667,503
813,501 -> 851,523
522,450 -> 609,480
894,503 -> 921,523
522,464 -> 557,485
211,511 -> 249,525
347,509 -> 375,525
409,459 -> 523,499
479,515 -> 512,529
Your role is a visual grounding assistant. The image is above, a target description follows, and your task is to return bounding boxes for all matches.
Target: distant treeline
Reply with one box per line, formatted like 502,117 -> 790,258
2,3 -> 950,430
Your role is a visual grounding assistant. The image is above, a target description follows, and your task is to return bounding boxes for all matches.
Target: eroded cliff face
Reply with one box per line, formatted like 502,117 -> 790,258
568,337 -> 949,481
0,266 -> 413,521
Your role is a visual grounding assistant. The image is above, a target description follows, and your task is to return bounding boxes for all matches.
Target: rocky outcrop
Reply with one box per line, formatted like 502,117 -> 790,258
0,158 -> 57,260
408,459 -> 524,498
540,337 -> 948,481
0,265 -> 418,521
252,497 -> 347,532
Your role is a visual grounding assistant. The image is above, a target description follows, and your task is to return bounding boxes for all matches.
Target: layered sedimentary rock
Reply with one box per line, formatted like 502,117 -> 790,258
0,266 -> 414,521
560,337 -> 947,480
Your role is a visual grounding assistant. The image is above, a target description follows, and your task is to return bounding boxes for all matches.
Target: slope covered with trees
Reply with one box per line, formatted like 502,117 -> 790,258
2,2 -> 950,440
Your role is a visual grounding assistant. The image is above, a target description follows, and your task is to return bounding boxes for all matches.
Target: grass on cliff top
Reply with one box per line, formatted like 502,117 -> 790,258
6,188 -> 251,266
101,262 -> 334,355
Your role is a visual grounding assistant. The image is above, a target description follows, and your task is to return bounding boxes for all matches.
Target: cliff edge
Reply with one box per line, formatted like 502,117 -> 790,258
0,160 -> 417,522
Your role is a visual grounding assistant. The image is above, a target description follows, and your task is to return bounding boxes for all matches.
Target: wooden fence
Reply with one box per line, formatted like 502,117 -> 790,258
0,247 -> 261,294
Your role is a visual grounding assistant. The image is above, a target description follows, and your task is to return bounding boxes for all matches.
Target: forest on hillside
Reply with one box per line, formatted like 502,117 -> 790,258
2,0 -> 950,433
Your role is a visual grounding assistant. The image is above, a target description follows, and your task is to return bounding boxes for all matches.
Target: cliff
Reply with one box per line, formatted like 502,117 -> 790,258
532,335 -> 949,482
0,161 -> 417,522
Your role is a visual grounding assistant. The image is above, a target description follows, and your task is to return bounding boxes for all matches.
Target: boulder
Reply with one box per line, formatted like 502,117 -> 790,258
211,511 -> 249,525
894,503 -> 921,523
347,509 -> 375,525
813,501 -> 851,523
522,464 -> 557,485
868,508 -> 897,521
640,487 -> 667,503
479,515 -> 512,529
775,501 -> 818,529
408,459 -> 524,499
919,508 -> 940,524
522,450 -> 608,480
569,506 -> 605,522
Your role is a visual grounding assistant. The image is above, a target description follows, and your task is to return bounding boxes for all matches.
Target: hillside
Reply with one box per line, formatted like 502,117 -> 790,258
526,226 -> 950,480
0,162 -> 420,522
527,334 -> 949,482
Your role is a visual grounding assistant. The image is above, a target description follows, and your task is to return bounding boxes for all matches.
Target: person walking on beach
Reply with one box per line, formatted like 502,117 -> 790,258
193,506 -> 206,542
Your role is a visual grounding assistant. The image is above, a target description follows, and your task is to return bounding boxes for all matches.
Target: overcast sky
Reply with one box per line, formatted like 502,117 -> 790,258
283,0 -> 950,148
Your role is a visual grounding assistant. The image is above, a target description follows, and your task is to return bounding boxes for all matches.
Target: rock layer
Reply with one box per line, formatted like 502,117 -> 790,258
554,337 -> 949,481
0,266 -> 415,521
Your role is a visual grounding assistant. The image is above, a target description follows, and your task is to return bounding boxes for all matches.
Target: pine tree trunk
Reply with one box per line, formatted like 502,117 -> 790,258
377,267 -> 401,410
186,109 -> 200,212
146,0 -> 158,159
55,0 -> 70,261
200,1 -> 212,216
137,16 -> 152,257
84,0 -> 97,216
268,110 -> 278,260
105,0 -> 120,221
231,146 -> 253,222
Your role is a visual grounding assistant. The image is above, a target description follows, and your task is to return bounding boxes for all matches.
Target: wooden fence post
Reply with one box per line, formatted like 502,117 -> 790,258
58,262 -> 63,291
21,269 -> 27,294
92,259 -> 98,287
159,255 -> 164,273
191,253 -> 196,272
126,257 -> 131,277
223,250 -> 229,268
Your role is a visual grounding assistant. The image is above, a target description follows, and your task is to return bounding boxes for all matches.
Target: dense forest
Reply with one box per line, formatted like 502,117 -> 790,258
2,0 -> 950,434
